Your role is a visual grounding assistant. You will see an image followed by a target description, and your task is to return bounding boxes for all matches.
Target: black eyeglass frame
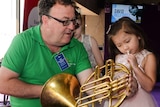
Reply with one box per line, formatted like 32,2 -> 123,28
45,14 -> 76,26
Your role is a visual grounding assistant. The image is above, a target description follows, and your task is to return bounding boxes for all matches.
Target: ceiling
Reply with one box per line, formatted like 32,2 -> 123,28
75,0 -> 104,16
75,2 -> 98,16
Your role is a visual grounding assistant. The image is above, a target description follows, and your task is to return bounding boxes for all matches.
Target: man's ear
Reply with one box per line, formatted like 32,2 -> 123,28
42,15 -> 48,24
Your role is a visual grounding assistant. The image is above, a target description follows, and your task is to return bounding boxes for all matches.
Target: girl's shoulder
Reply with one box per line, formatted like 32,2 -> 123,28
135,49 -> 156,67
135,49 -> 152,58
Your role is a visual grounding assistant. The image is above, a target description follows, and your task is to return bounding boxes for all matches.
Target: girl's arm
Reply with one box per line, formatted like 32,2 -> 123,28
90,36 -> 104,67
128,53 -> 157,92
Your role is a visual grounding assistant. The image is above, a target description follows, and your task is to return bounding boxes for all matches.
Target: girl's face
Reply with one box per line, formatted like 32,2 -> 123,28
73,19 -> 82,39
111,29 -> 141,54
74,24 -> 82,39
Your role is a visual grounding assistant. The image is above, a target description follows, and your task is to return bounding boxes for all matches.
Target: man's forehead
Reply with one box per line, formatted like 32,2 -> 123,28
51,4 -> 75,16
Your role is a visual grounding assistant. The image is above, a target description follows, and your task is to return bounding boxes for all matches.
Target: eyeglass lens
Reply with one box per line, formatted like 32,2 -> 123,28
45,14 -> 76,26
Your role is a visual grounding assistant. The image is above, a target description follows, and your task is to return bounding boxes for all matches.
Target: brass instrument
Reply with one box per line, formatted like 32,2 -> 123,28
41,59 -> 131,107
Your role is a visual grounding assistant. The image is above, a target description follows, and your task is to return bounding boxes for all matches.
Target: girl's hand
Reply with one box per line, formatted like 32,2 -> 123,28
127,54 -> 138,69
126,74 -> 138,98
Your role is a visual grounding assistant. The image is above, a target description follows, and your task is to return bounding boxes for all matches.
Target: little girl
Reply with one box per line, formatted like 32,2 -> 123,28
105,17 -> 158,107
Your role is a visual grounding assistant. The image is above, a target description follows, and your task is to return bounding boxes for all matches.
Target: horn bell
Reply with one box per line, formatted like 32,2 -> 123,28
41,73 -> 80,107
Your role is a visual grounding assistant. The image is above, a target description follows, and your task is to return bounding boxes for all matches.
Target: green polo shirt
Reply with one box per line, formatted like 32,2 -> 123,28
2,25 -> 91,107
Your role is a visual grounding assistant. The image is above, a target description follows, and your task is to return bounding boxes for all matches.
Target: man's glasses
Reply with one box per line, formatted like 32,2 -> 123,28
45,14 -> 76,26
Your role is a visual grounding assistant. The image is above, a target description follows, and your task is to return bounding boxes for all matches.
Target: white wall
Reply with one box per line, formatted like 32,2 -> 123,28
0,0 -> 24,59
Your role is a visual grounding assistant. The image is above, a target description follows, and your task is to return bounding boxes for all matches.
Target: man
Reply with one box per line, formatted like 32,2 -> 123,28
0,0 -> 138,107
0,0 -> 93,107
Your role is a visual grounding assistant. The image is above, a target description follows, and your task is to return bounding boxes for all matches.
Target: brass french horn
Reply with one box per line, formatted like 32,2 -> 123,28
41,59 -> 131,107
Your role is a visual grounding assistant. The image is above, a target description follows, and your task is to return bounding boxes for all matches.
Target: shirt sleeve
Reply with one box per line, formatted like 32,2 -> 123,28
2,34 -> 29,74
75,42 -> 92,74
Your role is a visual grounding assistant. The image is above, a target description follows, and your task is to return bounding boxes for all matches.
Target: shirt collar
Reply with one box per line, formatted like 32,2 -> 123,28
31,25 -> 76,51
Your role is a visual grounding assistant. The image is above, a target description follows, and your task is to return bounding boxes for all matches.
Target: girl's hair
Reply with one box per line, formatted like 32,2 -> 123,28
107,17 -> 148,60
38,0 -> 76,23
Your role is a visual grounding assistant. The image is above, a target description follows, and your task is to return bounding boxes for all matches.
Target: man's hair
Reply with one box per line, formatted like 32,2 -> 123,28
38,0 -> 76,23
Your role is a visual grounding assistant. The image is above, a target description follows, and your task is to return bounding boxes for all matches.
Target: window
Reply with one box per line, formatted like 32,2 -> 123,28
0,1 -> 17,58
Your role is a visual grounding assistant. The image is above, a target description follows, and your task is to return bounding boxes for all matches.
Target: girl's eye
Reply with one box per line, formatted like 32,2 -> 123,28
116,44 -> 121,47
125,39 -> 130,43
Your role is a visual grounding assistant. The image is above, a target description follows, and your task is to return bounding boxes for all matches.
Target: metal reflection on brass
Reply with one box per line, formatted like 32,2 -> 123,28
41,59 -> 130,107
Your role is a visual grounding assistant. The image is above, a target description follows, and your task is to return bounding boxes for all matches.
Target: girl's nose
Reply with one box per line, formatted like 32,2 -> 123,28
123,45 -> 129,50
